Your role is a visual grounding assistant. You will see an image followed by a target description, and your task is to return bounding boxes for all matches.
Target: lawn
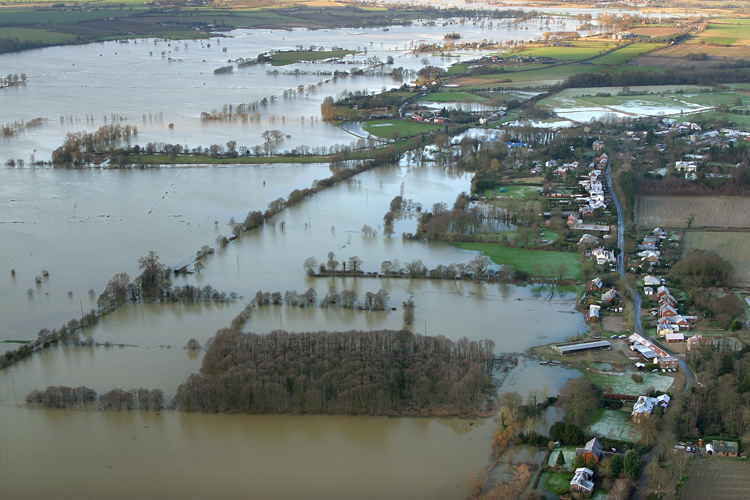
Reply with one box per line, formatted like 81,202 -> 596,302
588,408 -> 641,442
544,472 -> 574,495
588,43 -> 663,65
587,372 -> 674,396
269,49 -> 358,66
362,119 -> 445,137
457,243 -> 583,280
547,447 -> 578,470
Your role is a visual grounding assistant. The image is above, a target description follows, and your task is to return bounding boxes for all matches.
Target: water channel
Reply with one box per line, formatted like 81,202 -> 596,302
0,13 -> 605,499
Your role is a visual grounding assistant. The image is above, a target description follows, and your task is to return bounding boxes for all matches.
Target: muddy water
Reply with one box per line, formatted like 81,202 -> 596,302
0,404 -> 492,500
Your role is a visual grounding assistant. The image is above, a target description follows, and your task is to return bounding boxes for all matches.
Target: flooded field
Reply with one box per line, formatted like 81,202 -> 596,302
0,14 -> 600,500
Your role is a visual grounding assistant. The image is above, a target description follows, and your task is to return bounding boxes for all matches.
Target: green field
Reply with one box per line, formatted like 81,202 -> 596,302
695,19 -> 750,45
270,49 -> 358,66
0,27 -> 78,43
683,110 -> 750,130
457,243 -> 583,280
418,91 -> 488,103
464,64 -> 607,89
516,41 -> 610,61
362,119 -> 445,137
588,43 -> 663,65
484,185 -> 541,199
587,372 -> 674,396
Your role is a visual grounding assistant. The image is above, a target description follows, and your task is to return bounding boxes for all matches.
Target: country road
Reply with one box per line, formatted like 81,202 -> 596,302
605,159 -> 696,500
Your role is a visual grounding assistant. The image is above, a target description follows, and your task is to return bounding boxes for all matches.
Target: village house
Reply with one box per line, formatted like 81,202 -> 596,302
657,355 -> 678,370
601,288 -> 617,304
579,234 -> 600,247
591,248 -> 616,265
570,467 -> 595,496
589,277 -> 603,291
687,334 -> 713,351
631,395 -> 656,423
576,438 -> 603,463
644,286 -> 655,296
643,275 -> 661,287
587,304 -> 601,322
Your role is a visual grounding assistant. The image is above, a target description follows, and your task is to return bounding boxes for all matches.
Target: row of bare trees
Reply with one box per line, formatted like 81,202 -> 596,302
175,328 -> 495,416
26,385 -> 163,411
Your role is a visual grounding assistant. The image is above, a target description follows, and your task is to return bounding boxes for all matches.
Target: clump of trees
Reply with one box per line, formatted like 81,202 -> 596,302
668,249 -> 733,287
175,328 -> 495,416
26,385 -> 163,410
555,377 -> 600,426
26,385 -> 97,409
51,124 -> 138,165
676,345 -> 750,439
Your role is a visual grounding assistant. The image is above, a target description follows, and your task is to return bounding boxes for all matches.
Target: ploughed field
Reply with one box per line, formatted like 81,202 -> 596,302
683,458 -> 750,500
636,196 -> 750,229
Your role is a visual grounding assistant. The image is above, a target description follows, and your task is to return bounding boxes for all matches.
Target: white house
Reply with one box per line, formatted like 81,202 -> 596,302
632,396 -> 657,423
570,467 -> 595,496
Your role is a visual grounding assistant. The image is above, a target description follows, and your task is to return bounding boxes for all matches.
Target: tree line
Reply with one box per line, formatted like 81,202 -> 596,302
175,328 -> 495,416
26,385 -> 163,411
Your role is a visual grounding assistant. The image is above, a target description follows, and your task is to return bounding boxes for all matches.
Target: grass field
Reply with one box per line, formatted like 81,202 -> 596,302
362,120 -> 445,137
0,27 -> 78,43
588,408 -> 641,442
587,372 -> 674,396
683,110 -> 750,130
588,43 -> 663,65
516,41 -> 611,61
457,243 -> 583,280
484,185 -> 541,200
456,64 -> 607,89
269,49 -> 358,66
693,19 -> 750,46
417,91 -> 488,103
636,196 -> 750,229
683,231 -> 750,286
683,459 -> 750,500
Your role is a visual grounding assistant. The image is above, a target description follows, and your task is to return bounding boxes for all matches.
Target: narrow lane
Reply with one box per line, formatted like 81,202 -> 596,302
605,158 -> 696,500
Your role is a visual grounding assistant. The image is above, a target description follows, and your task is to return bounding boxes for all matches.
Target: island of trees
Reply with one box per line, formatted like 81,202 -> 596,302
175,328 -> 495,416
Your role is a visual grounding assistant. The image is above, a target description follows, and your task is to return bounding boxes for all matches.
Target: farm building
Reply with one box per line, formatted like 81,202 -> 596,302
552,339 -> 610,355
665,332 -> 684,343
709,440 -> 739,457
570,467 -> 595,496
643,275 -> 661,286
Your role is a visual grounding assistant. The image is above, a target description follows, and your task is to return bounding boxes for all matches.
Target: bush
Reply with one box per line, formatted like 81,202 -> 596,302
631,373 -> 643,384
